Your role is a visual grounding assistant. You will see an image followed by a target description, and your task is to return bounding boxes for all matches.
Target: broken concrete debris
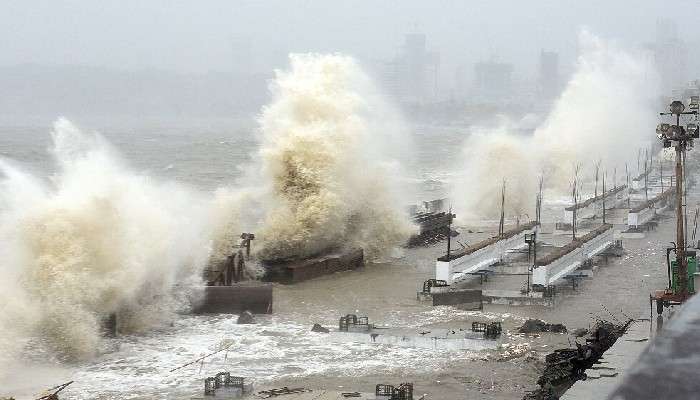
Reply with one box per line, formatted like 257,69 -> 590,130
311,323 -> 330,333
523,319 -> 631,400
237,310 -> 256,324
256,387 -> 312,398
518,319 -> 567,334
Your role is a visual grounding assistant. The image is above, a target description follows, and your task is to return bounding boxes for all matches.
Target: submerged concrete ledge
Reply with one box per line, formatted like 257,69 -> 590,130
192,283 -> 273,314
262,248 -> 364,284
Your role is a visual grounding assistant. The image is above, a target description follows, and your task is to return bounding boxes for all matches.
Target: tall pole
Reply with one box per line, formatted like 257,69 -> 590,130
675,112 -> 688,298
644,155 -> 649,202
660,159 -> 664,193
572,167 -> 578,240
499,180 -> 506,237
658,100 -> 697,299
446,206 -> 452,259
626,163 -> 631,208
637,148 -> 642,176
602,172 -> 607,224
594,161 -> 600,199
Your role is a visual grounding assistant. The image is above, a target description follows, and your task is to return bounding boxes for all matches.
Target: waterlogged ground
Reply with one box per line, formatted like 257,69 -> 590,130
0,124 -> 689,399
5,210 -> 678,400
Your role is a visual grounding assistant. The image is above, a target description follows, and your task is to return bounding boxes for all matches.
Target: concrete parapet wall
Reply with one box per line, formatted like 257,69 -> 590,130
436,225 -> 536,284
533,226 -> 613,286
563,186 -> 629,224
627,187 -> 674,229
627,207 -> 656,229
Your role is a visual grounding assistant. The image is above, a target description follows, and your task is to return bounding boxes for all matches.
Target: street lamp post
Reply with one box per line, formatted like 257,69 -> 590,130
658,100 -> 699,298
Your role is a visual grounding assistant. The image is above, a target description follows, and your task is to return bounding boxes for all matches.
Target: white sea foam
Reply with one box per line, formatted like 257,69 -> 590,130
252,53 -> 415,260
452,30 -> 659,219
0,119 -> 212,365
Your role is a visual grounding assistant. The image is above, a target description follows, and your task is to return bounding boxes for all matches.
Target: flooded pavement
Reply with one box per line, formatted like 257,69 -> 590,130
6,203 -> 679,400
0,125 -> 693,400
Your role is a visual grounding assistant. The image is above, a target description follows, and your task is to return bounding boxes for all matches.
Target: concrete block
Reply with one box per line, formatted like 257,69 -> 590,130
192,283 -> 273,314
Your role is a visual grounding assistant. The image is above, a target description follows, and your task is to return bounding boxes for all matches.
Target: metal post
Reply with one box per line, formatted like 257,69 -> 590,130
446,206 -> 452,259
644,150 -> 649,202
675,112 -> 688,298
594,161 -> 600,199
625,163 -> 630,208
500,180 -> 506,237
602,172 -> 606,224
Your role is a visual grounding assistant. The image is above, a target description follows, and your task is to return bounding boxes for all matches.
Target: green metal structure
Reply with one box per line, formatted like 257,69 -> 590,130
671,254 -> 698,295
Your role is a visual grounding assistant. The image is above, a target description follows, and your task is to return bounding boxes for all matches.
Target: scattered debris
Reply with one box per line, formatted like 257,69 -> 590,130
375,383 -> 414,400
256,387 -> 311,398
419,279 -> 448,297
523,319 -> 632,400
407,199 -> 456,247
35,381 -> 73,400
471,322 -> 503,339
237,310 -> 256,324
338,314 -> 373,332
498,343 -> 532,361
518,319 -> 567,334
169,343 -> 234,372
311,323 -> 330,333
571,328 -> 588,337
204,373 -> 249,397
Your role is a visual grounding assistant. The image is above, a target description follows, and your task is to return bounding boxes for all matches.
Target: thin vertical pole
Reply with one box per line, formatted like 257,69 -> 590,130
602,172 -> 607,224
675,112 -> 688,297
499,180 -> 506,237
626,163 -> 630,208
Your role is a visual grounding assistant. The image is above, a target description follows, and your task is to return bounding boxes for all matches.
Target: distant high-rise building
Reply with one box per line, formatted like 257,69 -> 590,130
653,18 -> 688,91
473,59 -> 513,102
538,50 -> 560,102
379,32 -> 440,104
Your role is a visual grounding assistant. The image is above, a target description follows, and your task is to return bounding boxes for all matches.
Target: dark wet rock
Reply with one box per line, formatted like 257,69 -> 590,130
311,323 -> 330,333
237,310 -> 256,324
572,328 -> 588,337
518,319 -> 567,334
523,319 -> 632,400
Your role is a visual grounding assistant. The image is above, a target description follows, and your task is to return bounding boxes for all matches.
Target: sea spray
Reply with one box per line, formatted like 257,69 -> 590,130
452,30 -> 659,219
0,118 -> 211,362
532,30 -> 658,190
456,128 -> 537,220
253,53 -> 415,261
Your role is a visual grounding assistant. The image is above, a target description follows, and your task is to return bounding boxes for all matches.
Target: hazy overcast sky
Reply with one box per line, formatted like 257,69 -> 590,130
2,0 -> 700,76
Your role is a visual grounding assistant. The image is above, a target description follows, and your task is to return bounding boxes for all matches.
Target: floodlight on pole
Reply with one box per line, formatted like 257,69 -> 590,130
670,100 -> 686,114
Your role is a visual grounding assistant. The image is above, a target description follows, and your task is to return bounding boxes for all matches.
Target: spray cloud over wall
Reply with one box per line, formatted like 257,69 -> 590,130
254,53 -> 415,260
453,30 -> 659,219
0,119 -> 211,363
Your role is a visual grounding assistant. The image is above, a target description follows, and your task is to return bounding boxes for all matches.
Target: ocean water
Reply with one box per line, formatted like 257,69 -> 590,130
0,120 -> 681,399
